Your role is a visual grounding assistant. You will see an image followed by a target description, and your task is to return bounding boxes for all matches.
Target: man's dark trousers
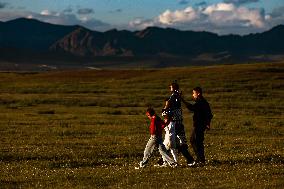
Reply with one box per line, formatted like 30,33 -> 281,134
190,126 -> 206,163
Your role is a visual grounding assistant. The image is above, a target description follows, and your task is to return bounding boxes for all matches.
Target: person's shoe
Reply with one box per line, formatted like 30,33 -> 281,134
135,161 -> 146,169
154,162 -> 168,168
170,163 -> 178,168
188,161 -> 196,167
140,161 -> 146,167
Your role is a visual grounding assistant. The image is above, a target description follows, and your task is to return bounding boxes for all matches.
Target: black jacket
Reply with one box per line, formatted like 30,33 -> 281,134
183,96 -> 213,128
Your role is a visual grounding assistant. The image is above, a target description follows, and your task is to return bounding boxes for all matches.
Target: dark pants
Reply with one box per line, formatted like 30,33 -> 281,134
177,143 -> 194,164
157,144 -> 194,165
157,122 -> 194,165
190,126 -> 205,163
176,123 -> 194,164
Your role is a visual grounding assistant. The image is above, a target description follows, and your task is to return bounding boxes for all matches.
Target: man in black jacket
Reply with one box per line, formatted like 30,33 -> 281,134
182,87 -> 213,165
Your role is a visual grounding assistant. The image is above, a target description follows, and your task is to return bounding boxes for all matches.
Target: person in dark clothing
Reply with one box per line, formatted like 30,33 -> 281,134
181,87 -> 213,165
163,81 -> 195,166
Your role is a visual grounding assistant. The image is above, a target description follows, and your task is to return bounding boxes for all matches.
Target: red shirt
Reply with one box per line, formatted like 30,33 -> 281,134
149,115 -> 165,137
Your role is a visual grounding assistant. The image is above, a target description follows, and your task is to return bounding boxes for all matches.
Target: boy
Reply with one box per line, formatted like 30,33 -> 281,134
136,107 -> 177,169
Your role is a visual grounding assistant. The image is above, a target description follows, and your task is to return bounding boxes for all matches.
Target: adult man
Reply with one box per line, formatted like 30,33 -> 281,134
164,82 -> 195,166
182,87 -> 213,165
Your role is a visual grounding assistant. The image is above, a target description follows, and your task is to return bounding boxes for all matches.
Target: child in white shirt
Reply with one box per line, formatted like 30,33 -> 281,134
162,109 -> 178,164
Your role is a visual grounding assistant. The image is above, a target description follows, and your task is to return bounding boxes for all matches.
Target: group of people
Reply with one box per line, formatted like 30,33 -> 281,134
137,82 -> 213,168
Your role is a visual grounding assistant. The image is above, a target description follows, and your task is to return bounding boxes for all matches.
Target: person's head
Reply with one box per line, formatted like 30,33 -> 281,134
146,107 -> 155,119
169,81 -> 179,92
162,109 -> 172,122
192,87 -> 202,100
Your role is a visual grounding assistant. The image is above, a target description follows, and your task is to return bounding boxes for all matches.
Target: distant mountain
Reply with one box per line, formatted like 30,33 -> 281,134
50,26 -> 221,56
50,27 -> 137,56
1,18 -> 284,58
51,24 -> 284,57
0,18 -> 78,50
245,25 -> 284,54
134,27 -> 220,55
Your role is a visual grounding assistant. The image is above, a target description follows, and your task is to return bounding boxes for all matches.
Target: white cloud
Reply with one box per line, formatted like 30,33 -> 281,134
27,15 -> 33,19
40,9 -> 51,16
129,3 -> 271,35
0,3 -> 283,35
129,18 -> 155,30
203,3 -> 235,14
203,3 -> 265,28
40,9 -> 60,16
158,7 -> 198,25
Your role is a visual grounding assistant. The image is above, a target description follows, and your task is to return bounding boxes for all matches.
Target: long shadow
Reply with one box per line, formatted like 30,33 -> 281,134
0,152 -> 140,169
2,152 -> 282,169
207,154 -> 284,166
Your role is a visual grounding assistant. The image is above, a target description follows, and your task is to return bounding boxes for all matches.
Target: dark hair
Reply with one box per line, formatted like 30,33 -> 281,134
146,107 -> 155,116
170,81 -> 179,91
193,87 -> 202,95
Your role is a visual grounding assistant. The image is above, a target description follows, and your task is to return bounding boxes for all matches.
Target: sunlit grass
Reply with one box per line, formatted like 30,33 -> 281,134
0,62 -> 283,188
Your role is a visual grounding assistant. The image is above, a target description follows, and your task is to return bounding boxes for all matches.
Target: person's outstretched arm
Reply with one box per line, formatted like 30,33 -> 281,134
181,96 -> 194,111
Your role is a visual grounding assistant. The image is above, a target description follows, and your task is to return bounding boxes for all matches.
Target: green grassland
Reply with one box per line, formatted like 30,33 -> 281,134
0,62 -> 283,188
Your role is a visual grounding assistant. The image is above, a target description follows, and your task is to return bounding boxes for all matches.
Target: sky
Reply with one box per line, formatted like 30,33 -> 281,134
0,0 -> 284,35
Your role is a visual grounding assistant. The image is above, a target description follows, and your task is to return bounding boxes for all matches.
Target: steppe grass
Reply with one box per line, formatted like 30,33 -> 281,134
0,63 -> 283,188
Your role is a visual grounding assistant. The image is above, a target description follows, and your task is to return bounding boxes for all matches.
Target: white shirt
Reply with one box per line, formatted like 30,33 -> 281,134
163,121 -> 176,149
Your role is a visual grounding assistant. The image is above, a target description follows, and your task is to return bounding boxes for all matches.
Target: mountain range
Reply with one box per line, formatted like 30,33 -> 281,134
1,18 -> 284,61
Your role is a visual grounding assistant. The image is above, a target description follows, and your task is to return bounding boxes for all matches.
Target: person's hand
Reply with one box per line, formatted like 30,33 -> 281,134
164,118 -> 168,124
206,124 -> 210,130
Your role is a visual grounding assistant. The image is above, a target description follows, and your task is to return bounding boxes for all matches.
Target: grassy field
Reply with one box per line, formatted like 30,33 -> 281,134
0,62 -> 283,188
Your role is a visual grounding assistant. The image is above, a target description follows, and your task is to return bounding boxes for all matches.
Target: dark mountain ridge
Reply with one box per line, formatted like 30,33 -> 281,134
0,18 -> 79,50
1,18 -> 284,59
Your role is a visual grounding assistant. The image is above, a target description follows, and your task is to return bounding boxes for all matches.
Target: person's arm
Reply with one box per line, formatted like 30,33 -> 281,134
164,100 -> 170,109
204,102 -> 213,130
181,97 -> 194,111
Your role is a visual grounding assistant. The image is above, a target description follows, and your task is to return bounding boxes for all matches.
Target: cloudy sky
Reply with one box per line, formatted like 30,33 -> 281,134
0,0 -> 284,35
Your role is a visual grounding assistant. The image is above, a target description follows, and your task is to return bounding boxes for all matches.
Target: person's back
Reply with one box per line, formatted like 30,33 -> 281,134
149,115 -> 164,137
165,88 -> 183,124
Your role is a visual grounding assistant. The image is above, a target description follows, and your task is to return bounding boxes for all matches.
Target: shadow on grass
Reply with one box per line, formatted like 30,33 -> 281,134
0,152 -> 142,168
208,154 -> 284,166
2,152 -> 282,169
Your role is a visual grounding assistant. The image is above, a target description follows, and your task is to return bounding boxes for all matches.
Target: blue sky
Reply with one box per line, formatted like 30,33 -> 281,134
0,0 -> 284,35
